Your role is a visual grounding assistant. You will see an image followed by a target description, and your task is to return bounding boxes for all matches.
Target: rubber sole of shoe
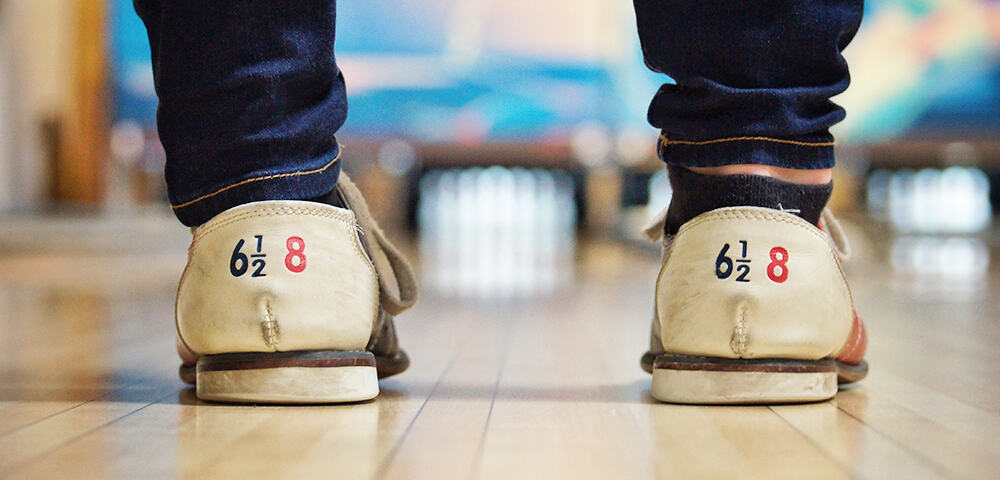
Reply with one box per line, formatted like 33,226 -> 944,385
181,349 -> 410,386
194,350 -> 379,404
649,355 -> 868,405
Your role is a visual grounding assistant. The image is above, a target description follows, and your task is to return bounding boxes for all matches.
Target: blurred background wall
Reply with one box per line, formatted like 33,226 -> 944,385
0,0 -> 70,210
0,0 -> 107,211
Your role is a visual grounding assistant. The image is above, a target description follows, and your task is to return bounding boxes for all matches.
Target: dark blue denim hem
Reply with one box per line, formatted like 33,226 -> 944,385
635,0 -> 862,170
171,145 -> 342,226
657,135 -> 836,170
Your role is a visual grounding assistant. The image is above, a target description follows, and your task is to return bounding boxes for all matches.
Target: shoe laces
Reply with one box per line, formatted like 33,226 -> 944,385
819,208 -> 852,262
336,173 -> 419,315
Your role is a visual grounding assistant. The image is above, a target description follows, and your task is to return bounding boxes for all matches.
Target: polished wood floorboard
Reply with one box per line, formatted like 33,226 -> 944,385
0,223 -> 998,479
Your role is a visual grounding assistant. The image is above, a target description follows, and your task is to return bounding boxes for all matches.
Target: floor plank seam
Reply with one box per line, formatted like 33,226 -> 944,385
0,381 -> 168,439
831,399 -> 955,478
373,319 -> 476,480
466,320 -> 515,480
0,398 -> 96,439
768,405 -> 861,479
0,389 -> 177,475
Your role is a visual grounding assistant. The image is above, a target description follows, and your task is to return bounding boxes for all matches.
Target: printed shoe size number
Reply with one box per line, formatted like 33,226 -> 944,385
230,235 -> 307,277
715,241 -> 788,284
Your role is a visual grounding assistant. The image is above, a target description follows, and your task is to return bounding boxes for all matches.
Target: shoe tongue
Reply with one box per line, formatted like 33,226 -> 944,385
334,173 -> 419,316
662,165 -> 832,235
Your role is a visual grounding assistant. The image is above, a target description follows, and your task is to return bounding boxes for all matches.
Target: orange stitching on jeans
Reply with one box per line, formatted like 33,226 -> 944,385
171,151 -> 341,210
659,134 -> 835,148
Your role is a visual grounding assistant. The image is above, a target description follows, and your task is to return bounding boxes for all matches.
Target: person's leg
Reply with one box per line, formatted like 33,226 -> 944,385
635,1 -> 868,404
634,1 -> 862,179
134,1 -> 417,404
134,0 -> 346,227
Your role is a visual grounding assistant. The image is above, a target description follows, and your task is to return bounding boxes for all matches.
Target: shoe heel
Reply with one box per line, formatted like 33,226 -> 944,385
195,350 -> 379,404
651,355 -> 837,404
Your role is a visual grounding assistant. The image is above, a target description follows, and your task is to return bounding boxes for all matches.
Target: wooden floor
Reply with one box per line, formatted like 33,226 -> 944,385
1,217 -> 999,479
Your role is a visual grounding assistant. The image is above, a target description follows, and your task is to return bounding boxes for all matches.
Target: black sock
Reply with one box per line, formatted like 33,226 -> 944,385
664,165 -> 832,235
307,186 -> 346,209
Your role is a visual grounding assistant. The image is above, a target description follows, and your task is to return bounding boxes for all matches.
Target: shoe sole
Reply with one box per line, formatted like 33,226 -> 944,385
195,350 -> 379,404
650,355 -> 868,405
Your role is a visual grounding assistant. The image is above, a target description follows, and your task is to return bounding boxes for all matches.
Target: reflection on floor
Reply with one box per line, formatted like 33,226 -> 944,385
0,213 -> 999,479
890,235 -> 990,298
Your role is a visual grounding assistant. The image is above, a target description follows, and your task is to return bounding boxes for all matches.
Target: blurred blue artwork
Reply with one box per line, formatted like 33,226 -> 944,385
108,0 -> 1000,144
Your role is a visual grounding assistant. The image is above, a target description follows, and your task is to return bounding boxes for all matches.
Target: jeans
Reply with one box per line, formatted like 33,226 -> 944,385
134,0 -> 346,226
135,0 -> 863,226
635,0 -> 863,170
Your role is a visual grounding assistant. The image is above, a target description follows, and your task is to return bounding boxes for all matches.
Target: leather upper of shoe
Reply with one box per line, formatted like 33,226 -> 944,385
175,173 -> 417,358
643,205 -> 866,363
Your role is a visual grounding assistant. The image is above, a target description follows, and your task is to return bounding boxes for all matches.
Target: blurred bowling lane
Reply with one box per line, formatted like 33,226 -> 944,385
865,167 -> 994,300
1,186 -> 999,477
417,167 -> 577,299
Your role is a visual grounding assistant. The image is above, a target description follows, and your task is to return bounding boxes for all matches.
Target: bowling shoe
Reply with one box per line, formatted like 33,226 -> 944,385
175,173 -> 417,403
641,206 -> 867,404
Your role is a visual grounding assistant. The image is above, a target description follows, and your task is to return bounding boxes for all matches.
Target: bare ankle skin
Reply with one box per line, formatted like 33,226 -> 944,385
687,165 -> 833,185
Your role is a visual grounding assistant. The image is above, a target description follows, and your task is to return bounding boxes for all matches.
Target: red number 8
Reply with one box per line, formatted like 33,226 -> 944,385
285,236 -> 306,273
767,246 -> 789,283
